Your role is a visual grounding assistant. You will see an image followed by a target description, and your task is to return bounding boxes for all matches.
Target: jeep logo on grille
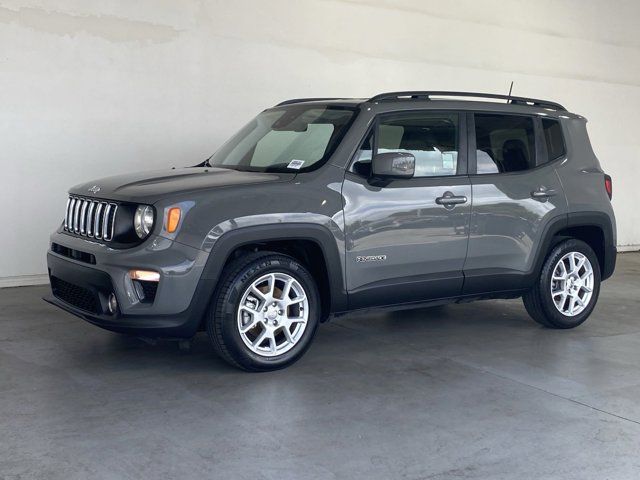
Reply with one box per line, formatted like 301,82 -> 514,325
87,185 -> 101,194
356,255 -> 387,263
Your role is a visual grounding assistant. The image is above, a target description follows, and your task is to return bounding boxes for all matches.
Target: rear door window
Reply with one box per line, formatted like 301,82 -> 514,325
474,114 -> 536,174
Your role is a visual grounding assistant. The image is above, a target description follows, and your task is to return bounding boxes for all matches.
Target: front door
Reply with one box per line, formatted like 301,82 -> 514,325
343,111 -> 471,309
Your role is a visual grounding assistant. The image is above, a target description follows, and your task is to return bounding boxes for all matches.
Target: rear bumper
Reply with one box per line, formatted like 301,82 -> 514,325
45,232 -> 214,338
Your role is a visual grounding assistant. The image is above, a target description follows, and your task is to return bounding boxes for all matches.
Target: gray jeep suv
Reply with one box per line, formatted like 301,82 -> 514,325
45,91 -> 616,371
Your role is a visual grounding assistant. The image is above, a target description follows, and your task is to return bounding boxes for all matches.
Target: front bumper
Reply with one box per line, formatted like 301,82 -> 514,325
45,231 -> 214,338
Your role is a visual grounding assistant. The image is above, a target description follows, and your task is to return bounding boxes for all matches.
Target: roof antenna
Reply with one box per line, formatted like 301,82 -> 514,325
507,81 -> 514,104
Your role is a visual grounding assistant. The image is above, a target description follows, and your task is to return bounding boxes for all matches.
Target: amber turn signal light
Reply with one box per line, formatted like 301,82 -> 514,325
166,207 -> 181,233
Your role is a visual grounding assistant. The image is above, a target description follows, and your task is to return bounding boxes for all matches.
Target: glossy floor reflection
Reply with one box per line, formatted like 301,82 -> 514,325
2,253 -> 640,479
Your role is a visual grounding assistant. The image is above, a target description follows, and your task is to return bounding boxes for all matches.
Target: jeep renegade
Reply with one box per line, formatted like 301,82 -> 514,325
45,91 -> 617,371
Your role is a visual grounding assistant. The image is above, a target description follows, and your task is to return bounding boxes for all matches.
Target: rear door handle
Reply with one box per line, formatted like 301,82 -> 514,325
436,191 -> 468,208
531,187 -> 557,199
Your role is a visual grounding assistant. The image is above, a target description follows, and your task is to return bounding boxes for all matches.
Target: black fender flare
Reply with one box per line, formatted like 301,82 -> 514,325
532,211 -> 616,282
566,211 -> 616,280
200,223 -> 348,313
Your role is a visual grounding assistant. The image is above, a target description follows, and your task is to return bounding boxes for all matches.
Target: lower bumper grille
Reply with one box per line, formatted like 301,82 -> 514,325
50,276 -> 100,314
51,243 -> 96,265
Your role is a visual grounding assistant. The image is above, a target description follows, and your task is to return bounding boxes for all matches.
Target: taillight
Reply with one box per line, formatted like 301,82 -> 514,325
604,174 -> 612,200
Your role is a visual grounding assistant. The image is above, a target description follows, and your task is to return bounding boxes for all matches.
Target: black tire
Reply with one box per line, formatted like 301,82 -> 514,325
207,251 -> 320,371
523,239 -> 601,329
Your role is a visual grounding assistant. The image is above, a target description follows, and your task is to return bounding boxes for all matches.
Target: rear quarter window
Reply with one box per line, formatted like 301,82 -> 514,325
542,118 -> 567,161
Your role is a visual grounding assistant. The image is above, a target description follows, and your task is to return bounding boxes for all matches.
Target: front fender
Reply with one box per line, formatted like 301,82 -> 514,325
200,222 -> 348,313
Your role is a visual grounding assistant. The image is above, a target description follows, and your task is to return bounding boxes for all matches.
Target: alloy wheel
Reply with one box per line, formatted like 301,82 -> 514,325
237,272 -> 309,357
550,251 -> 594,317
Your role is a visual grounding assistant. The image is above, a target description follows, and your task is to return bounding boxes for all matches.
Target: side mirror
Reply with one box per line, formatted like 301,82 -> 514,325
371,152 -> 415,179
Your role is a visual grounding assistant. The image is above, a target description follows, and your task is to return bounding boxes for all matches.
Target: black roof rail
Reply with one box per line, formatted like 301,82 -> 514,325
368,91 -> 566,111
276,97 -> 342,106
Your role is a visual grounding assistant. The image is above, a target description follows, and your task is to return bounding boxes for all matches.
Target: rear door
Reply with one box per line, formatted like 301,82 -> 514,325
343,111 -> 471,309
463,112 -> 567,294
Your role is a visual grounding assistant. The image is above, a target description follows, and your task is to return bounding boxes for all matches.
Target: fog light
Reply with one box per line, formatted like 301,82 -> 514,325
107,293 -> 118,315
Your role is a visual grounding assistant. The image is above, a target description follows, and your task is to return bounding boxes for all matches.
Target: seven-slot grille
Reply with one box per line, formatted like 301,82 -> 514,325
64,196 -> 118,241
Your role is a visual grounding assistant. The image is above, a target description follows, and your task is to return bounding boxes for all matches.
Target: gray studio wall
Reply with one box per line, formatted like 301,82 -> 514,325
1,0 -> 639,285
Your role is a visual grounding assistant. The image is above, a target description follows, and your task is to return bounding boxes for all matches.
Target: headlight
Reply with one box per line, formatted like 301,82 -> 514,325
134,205 -> 154,239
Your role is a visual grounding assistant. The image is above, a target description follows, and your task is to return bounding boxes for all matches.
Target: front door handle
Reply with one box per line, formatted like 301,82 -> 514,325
531,187 -> 557,199
436,191 -> 468,208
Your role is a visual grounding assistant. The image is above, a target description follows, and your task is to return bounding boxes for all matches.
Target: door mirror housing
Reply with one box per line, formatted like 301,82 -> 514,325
371,152 -> 415,179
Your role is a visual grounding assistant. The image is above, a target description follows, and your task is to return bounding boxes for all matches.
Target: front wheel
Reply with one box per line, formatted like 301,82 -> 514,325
523,239 -> 601,329
207,252 -> 320,371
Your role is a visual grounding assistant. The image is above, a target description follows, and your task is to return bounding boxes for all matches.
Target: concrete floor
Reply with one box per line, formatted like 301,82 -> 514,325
2,255 -> 640,480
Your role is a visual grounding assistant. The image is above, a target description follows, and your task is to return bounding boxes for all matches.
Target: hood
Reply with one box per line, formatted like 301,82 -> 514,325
69,167 -> 295,203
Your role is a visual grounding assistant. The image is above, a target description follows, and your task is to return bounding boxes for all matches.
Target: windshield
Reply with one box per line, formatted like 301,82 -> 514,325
208,105 -> 357,172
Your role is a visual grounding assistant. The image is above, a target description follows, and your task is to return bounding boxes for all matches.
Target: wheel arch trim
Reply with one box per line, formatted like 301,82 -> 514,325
200,223 -> 348,312
534,211 -> 615,281
564,211 -> 616,280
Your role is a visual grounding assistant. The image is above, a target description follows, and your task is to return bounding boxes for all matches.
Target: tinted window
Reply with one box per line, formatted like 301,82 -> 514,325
376,113 -> 459,177
474,114 -> 536,174
542,118 -> 566,161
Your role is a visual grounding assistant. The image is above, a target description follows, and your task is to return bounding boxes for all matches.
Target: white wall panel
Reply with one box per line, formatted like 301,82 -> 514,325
1,0 -> 638,281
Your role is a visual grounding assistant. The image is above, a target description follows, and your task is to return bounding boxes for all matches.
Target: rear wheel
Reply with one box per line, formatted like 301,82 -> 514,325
207,252 -> 320,371
523,239 -> 601,329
